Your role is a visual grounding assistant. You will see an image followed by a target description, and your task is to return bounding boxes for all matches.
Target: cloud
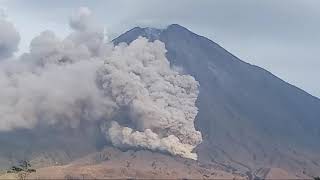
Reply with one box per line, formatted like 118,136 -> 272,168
103,121 -> 198,159
0,7 -> 202,160
69,7 -> 92,32
0,12 -> 20,60
98,37 -> 202,159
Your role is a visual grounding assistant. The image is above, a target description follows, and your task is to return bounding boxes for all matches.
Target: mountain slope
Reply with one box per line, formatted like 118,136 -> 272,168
113,24 -> 320,176
19,147 -> 244,179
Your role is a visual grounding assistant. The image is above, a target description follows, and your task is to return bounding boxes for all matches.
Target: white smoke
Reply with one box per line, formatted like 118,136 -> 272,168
0,9 -> 20,60
98,37 -> 202,159
69,7 -> 92,31
0,7 -> 112,131
103,121 -> 198,160
0,7 -> 202,159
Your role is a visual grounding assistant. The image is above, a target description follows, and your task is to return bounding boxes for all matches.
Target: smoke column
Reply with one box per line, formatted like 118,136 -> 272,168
0,9 -> 20,60
0,7 -> 202,159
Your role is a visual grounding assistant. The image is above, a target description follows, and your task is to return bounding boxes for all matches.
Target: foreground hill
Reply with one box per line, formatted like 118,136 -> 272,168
1,147 -> 245,179
114,24 -> 320,176
1,147 -> 307,179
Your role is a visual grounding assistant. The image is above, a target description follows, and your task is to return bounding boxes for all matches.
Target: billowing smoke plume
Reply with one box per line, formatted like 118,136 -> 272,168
98,37 -> 202,159
104,121 -> 198,159
69,7 -> 93,31
0,9 -> 20,60
0,7 -> 202,159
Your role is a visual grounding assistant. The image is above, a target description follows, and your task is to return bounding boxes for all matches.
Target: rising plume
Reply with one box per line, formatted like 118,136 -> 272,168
0,7 -> 202,159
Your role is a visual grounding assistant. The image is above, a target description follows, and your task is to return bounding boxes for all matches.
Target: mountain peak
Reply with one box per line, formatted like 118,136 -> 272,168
113,24 -> 192,45
113,25 -> 320,176
166,24 -> 190,32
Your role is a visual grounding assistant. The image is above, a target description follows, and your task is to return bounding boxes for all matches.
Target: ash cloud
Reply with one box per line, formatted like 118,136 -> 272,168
0,10 -> 20,60
69,7 -> 92,32
0,7 -> 202,159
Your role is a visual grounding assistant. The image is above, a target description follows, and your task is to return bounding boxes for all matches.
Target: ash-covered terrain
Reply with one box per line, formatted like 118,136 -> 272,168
18,147 -> 245,179
114,23 -> 320,178
0,7 -> 319,179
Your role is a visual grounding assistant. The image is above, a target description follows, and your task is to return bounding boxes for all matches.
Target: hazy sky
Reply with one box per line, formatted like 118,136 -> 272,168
1,0 -> 319,98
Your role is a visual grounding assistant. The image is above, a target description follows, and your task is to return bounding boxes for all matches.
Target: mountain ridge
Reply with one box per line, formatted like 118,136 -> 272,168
115,24 -> 320,100
113,24 -> 320,176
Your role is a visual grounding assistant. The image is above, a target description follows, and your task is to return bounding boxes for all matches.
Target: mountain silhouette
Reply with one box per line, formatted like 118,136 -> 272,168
113,24 -> 320,176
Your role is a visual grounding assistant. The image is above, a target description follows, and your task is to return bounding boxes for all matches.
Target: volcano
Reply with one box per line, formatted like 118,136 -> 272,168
0,24 -> 319,179
113,24 -> 320,177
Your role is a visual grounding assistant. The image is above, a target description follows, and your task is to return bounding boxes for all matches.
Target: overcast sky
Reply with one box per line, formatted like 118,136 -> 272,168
1,0 -> 319,98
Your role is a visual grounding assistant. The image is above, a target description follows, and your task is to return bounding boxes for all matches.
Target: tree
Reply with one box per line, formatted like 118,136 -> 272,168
7,160 -> 36,180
